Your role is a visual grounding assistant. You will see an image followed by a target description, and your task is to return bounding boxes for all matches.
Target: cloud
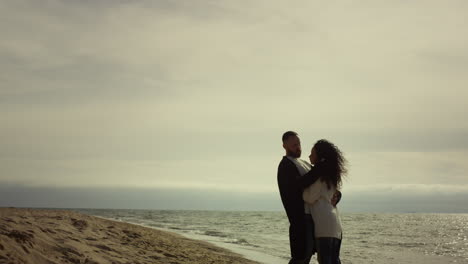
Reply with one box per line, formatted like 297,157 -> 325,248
345,184 -> 468,196
0,182 -> 282,211
340,184 -> 468,213
1,0 -> 468,201
344,151 -> 468,187
1,182 -> 467,213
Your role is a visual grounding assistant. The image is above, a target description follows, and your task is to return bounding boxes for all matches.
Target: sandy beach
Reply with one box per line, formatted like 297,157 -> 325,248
0,207 -> 259,264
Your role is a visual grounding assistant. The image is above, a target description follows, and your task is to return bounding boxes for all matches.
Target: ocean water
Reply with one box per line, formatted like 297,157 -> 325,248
71,209 -> 468,264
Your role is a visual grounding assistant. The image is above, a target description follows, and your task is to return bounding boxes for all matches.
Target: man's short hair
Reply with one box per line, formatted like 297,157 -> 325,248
282,131 -> 298,143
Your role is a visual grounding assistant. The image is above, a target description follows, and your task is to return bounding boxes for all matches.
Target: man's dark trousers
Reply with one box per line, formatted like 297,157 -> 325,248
288,214 -> 315,264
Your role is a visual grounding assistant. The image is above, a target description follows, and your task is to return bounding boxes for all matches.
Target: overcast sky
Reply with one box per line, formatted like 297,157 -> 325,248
1,0 -> 467,212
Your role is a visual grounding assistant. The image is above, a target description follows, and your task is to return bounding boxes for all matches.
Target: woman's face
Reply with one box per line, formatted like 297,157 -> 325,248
309,147 -> 318,165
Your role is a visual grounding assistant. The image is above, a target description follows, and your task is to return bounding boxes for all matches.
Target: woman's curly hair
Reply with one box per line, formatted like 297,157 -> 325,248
313,139 -> 347,189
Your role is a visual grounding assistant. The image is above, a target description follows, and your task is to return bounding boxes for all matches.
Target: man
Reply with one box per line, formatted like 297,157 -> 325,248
277,131 -> 322,264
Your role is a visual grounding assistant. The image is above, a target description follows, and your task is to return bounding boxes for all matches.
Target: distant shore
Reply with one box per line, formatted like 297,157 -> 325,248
0,207 -> 259,264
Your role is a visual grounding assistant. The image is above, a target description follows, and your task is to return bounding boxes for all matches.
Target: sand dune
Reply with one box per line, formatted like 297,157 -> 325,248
0,207 -> 259,264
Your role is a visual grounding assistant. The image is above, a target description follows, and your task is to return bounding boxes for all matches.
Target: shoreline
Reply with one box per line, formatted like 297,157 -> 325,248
87,212 -> 466,264
0,207 -> 260,264
86,213 -> 286,264
3,207 -> 464,264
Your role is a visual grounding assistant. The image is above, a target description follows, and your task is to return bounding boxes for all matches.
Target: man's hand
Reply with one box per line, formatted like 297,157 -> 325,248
331,190 -> 342,207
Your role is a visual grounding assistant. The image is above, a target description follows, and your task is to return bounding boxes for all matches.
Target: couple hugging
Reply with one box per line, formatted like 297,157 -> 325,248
277,131 -> 347,264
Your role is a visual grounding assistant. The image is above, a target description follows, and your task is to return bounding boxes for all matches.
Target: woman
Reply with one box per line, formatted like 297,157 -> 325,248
303,139 -> 347,264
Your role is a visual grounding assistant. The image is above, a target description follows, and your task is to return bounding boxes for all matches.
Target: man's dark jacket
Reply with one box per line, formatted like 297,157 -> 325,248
277,156 -> 321,259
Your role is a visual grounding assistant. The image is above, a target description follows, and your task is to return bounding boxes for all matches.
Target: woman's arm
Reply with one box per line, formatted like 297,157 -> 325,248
296,164 -> 323,189
303,180 -> 322,205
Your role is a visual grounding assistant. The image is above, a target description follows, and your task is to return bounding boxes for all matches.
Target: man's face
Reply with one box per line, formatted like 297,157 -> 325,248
283,135 -> 301,158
